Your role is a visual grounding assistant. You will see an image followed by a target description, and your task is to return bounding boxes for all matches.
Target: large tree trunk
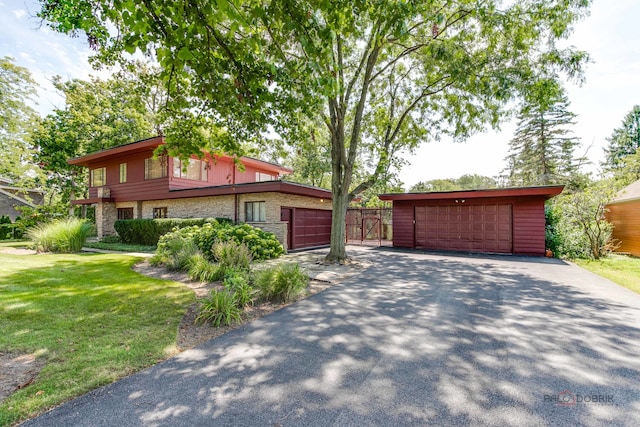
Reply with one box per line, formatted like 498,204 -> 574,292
326,189 -> 349,263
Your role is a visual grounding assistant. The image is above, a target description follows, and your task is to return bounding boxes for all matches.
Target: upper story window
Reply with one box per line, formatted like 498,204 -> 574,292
245,201 -> 265,222
256,172 -> 275,182
172,157 -> 207,181
119,163 -> 127,183
145,156 -> 167,180
90,167 -> 106,187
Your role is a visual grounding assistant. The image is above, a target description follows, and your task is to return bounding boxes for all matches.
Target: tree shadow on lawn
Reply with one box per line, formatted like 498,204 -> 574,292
20,250 -> 640,427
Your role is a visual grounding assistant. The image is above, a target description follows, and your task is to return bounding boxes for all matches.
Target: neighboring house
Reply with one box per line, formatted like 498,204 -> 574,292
379,186 -> 564,256
0,177 -> 44,221
68,136 -> 332,251
606,179 -> 640,257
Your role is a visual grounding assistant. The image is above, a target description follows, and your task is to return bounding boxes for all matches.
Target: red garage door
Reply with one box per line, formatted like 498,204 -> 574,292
415,204 -> 512,253
286,208 -> 332,250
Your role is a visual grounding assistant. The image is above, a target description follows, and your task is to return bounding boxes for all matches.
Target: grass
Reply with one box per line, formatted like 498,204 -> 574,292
27,218 -> 93,253
574,254 -> 640,294
0,246 -> 194,426
84,241 -> 157,253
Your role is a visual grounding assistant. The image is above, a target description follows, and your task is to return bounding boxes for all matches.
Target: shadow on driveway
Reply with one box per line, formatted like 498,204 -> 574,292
22,248 -> 640,426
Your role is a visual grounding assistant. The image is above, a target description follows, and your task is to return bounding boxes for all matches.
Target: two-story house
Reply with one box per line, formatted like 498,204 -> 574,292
68,136 -> 332,251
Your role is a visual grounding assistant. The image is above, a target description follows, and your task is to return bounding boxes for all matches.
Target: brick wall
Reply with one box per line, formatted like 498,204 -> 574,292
105,191 -> 331,249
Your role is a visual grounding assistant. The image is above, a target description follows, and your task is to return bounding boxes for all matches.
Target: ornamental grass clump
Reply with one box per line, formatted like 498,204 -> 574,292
255,263 -> 308,303
28,217 -> 94,253
195,289 -> 242,326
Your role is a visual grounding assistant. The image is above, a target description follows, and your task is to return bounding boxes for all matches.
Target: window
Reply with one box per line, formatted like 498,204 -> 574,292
172,157 -> 207,181
256,172 -> 274,182
153,207 -> 168,219
145,156 -> 167,180
245,201 -> 265,222
119,163 -> 127,183
117,208 -> 133,220
90,167 -> 106,187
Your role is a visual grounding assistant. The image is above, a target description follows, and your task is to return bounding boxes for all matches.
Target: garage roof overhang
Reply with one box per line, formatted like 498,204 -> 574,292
378,185 -> 564,201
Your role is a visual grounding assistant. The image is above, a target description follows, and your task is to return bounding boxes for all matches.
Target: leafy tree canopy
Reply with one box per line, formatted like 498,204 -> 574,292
37,0 -> 592,261
410,174 -> 497,192
0,56 -> 41,185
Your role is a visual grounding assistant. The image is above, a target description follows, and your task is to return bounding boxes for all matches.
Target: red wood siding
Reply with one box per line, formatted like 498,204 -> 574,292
390,195 -> 548,256
291,208 -> 332,250
607,200 -> 640,256
85,151 -> 284,202
392,203 -> 414,248
512,198 -> 546,256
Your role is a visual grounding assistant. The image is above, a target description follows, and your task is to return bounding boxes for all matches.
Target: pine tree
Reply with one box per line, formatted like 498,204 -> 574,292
504,82 -> 581,186
602,105 -> 640,171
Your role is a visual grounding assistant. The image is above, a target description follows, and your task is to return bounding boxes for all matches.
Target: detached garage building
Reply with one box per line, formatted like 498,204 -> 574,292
379,186 -> 564,256
606,179 -> 640,257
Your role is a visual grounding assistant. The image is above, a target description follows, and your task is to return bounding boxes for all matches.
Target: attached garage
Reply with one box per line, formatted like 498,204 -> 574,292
280,207 -> 332,250
379,186 -> 564,256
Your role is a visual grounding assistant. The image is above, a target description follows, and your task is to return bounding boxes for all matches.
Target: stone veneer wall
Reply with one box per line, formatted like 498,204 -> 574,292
95,202 -> 117,237
139,195 -> 236,220
102,191 -> 331,249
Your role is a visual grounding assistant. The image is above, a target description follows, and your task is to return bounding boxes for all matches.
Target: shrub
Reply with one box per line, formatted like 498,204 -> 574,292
193,222 -> 284,261
195,290 -> 242,326
223,270 -> 255,307
115,218 -> 221,245
0,215 -> 13,240
28,217 -> 94,253
213,240 -> 252,271
550,183 -> 618,259
188,254 -> 223,282
255,263 -> 308,303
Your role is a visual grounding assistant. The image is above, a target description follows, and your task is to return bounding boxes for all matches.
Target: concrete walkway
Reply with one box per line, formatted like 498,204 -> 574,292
22,247 -> 640,426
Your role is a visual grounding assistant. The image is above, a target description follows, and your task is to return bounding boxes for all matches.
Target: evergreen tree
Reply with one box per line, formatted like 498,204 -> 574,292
602,105 -> 640,171
504,82 -> 582,186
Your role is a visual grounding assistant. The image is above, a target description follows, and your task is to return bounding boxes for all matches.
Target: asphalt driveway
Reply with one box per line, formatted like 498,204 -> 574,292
22,247 -> 640,426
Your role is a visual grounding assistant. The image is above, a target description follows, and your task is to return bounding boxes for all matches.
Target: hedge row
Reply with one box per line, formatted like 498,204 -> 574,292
114,217 -> 232,245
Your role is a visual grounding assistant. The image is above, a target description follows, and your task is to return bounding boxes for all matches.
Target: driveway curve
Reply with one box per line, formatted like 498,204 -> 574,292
21,247 -> 640,426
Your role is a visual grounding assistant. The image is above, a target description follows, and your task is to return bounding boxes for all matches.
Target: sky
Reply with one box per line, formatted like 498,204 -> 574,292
1,0 -> 639,189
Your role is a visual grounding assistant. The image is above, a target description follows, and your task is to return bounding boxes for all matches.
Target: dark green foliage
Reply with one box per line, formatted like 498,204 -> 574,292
195,290 -> 242,327
0,216 -> 14,240
114,217 -> 220,245
255,263 -> 308,303
603,105 -> 640,171
545,204 -> 562,257
503,83 -> 583,186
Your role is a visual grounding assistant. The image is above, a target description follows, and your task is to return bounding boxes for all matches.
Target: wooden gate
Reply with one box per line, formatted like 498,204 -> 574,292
346,208 -> 392,246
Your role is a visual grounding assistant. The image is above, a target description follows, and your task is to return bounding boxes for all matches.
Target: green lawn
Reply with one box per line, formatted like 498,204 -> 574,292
84,241 -> 157,253
574,254 -> 640,294
0,244 -> 194,426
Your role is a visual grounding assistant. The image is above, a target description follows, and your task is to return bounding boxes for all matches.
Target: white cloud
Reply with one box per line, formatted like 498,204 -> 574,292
12,8 -> 25,19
